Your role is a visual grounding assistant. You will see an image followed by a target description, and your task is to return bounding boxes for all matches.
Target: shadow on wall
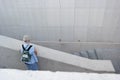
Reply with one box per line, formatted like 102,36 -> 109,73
72,49 -> 98,60
72,48 -> 120,73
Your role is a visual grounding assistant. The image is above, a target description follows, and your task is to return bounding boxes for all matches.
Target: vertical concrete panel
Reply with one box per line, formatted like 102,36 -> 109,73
111,10 -> 120,27
75,9 -> 89,26
87,27 -> 103,42
102,27 -> 116,42
38,9 -> 48,27
46,9 -> 60,27
0,26 -> 28,40
45,0 -> 60,8
103,10 -> 120,28
74,26 -> 87,42
103,10 -> 114,28
106,0 -> 116,9
47,28 -> 61,41
61,26 -> 74,41
60,9 -> 74,26
88,9 -> 105,27
31,27 -> 60,41
75,0 -> 90,8
32,28 -> 49,41
60,0 -> 75,8
90,0 -> 106,9
114,0 -> 120,9
113,27 -> 120,42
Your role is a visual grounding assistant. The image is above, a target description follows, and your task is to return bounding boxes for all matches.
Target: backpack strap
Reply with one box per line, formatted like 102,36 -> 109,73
22,45 -> 32,51
22,44 -> 26,50
27,45 -> 32,51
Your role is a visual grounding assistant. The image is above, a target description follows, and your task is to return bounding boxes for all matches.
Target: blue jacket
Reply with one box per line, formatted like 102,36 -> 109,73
20,43 -> 38,64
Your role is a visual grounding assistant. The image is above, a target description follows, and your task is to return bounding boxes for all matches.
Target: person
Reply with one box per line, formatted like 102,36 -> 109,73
20,35 -> 39,70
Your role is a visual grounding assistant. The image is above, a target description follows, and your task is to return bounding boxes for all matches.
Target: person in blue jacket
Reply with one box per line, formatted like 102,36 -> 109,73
20,35 -> 39,70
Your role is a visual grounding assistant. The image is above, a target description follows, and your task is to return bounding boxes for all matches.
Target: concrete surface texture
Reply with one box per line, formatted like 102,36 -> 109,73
95,48 -> 120,73
34,41 -> 120,73
71,48 -> 120,73
36,41 -> 120,53
0,69 -> 120,80
0,0 -> 120,42
0,35 -> 115,72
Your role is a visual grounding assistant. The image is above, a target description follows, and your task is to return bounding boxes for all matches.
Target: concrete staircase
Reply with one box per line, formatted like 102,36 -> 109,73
0,35 -> 115,72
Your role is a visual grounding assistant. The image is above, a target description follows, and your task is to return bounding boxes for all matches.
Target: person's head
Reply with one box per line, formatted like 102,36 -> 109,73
23,35 -> 30,43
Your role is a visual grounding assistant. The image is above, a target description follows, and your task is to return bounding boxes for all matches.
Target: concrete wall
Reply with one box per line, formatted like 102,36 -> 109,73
0,0 -> 120,42
33,41 -> 120,53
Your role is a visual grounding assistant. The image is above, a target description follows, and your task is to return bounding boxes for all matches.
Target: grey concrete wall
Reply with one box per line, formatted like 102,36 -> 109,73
33,41 -> 120,53
0,0 -> 120,43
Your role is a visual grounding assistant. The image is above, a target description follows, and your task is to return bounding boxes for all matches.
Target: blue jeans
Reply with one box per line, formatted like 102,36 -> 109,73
25,62 -> 39,70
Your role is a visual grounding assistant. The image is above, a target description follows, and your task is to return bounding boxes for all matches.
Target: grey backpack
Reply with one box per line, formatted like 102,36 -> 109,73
21,45 -> 32,62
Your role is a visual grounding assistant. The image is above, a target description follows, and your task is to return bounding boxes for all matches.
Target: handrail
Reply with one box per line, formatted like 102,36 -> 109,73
0,35 -> 115,72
